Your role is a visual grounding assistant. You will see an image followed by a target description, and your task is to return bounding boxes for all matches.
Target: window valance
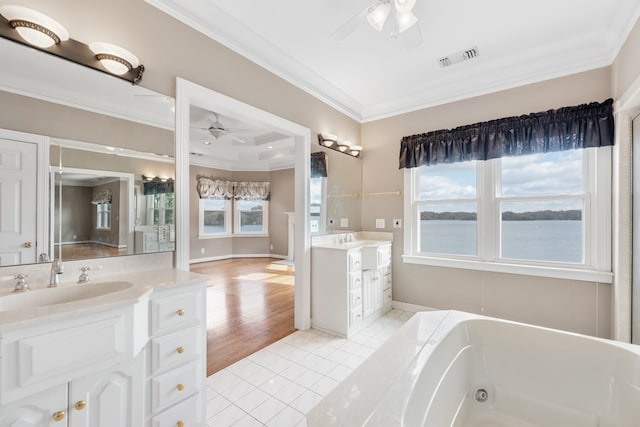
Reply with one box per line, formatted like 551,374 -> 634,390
311,152 -> 328,178
143,178 -> 174,195
91,189 -> 112,204
196,176 -> 270,201
399,98 -> 614,169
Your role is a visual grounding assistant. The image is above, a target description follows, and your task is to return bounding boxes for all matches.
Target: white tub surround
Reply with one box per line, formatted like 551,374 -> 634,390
308,310 -> 640,427
0,262 -> 208,427
311,233 -> 392,337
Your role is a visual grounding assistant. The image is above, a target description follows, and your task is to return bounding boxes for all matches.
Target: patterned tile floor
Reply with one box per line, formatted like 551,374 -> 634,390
205,309 -> 414,426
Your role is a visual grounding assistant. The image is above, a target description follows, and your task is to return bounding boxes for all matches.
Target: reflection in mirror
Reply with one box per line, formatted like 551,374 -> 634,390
50,141 -> 174,262
311,145 -> 362,234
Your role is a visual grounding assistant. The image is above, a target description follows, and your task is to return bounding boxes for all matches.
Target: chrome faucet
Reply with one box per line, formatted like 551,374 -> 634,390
13,274 -> 29,293
48,259 -> 64,288
78,266 -> 91,283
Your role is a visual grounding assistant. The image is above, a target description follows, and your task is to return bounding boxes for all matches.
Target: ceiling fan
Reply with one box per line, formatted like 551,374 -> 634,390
332,0 -> 422,49
192,113 -> 250,142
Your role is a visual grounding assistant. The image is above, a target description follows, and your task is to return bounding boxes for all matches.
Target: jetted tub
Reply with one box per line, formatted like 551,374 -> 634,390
308,310 -> 640,427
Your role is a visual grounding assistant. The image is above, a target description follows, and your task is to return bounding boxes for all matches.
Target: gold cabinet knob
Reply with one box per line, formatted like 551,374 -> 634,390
52,411 -> 66,421
176,309 -> 185,316
75,400 -> 86,410
176,383 -> 185,391
177,345 -> 185,354
177,421 -> 185,427
23,242 -> 33,248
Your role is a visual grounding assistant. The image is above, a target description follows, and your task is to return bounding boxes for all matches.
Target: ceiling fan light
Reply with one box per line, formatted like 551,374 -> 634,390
393,0 -> 416,14
367,2 -> 391,32
89,42 -> 139,75
396,11 -> 418,33
0,5 -> 69,48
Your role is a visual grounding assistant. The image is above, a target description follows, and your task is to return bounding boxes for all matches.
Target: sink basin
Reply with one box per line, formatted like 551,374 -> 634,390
0,281 -> 134,311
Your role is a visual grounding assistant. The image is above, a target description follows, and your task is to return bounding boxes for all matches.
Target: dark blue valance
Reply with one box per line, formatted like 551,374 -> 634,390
311,151 -> 328,178
143,178 -> 174,195
399,99 -> 615,169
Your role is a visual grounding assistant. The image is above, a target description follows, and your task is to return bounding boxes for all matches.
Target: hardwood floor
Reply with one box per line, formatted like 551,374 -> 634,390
190,258 -> 296,376
55,243 -> 128,261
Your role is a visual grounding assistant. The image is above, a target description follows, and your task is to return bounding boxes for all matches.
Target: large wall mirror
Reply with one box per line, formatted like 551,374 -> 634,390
0,37 -> 175,267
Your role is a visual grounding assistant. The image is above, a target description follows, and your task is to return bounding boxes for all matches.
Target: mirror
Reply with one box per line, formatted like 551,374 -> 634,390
311,145 -> 362,234
0,37 -> 175,267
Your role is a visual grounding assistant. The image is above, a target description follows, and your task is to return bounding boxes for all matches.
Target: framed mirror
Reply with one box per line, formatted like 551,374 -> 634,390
0,37 -> 175,267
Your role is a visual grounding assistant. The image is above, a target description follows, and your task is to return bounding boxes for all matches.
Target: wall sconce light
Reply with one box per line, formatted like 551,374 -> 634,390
318,134 -> 362,158
0,5 -> 144,84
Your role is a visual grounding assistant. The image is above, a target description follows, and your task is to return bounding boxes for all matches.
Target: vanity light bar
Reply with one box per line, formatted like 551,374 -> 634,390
0,6 -> 144,84
318,134 -> 362,158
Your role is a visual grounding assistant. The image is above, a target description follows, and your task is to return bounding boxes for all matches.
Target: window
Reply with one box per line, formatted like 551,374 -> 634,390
147,193 -> 174,225
404,147 -> 611,281
199,199 -> 231,237
310,177 -> 327,234
96,202 -> 111,230
234,200 -> 268,235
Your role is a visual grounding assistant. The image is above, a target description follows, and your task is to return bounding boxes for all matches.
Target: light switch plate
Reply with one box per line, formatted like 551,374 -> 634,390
340,218 -> 349,227
393,219 -> 402,228
376,218 -> 385,229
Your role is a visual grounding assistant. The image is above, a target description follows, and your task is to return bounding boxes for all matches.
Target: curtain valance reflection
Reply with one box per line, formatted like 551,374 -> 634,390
196,176 -> 270,200
143,178 -> 174,195
399,98 -> 614,169
91,189 -> 112,204
311,152 -> 328,178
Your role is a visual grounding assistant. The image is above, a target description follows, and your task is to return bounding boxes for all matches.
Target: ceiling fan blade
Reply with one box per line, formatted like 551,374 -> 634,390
230,135 -> 246,144
402,23 -> 423,50
330,4 -> 373,41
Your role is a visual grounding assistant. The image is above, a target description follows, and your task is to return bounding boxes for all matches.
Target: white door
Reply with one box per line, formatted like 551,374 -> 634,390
0,138 -> 37,266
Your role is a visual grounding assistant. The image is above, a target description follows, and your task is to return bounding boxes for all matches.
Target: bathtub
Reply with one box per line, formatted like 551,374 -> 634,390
307,310 -> 640,427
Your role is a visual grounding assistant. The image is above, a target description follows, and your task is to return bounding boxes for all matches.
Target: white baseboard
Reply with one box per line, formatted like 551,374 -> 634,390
190,253 -> 286,264
59,240 -> 125,249
391,301 -> 439,312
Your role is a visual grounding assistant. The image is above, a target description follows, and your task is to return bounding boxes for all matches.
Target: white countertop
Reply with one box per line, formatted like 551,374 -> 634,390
0,268 -> 207,332
312,240 -> 392,250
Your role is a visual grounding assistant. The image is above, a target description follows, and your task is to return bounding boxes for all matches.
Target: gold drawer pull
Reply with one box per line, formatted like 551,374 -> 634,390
53,411 -> 66,421
75,400 -> 86,410
177,383 -> 185,391
177,421 -> 185,427
176,309 -> 185,316
177,345 -> 185,354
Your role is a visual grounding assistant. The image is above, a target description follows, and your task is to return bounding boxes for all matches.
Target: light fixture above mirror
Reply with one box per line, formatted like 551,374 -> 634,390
0,5 -> 144,84
318,134 -> 362,158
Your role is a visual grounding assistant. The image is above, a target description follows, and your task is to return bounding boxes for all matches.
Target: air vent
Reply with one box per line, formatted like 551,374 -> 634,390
189,152 -> 204,156
439,46 -> 479,68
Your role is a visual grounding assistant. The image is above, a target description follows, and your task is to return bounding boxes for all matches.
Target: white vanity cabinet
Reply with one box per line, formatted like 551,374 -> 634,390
311,247 -> 363,337
312,241 -> 392,337
146,283 -> 206,427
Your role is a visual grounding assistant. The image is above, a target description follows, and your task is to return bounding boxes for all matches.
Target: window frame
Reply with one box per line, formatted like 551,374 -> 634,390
146,193 -> 174,226
96,202 -> 111,230
309,176 -> 327,235
233,199 -> 269,237
198,198 -> 232,239
403,147 -> 612,283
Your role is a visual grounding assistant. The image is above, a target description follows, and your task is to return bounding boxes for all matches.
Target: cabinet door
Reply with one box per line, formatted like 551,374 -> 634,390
362,271 -> 375,317
373,271 -> 384,310
69,353 -> 143,427
0,384 -> 67,427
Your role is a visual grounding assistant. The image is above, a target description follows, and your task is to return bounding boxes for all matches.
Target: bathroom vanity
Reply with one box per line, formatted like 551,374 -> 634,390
0,265 -> 207,427
311,233 -> 392,337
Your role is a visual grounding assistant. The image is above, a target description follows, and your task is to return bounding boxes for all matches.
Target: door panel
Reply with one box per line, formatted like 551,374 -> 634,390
0,138 -> 37,266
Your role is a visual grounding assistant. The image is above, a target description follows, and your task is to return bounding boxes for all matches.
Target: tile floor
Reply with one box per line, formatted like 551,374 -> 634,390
205,309 -> 414,426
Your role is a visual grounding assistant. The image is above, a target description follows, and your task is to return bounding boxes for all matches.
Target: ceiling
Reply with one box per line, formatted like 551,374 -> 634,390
189,105 -> 295,171
148,0 -> 640,122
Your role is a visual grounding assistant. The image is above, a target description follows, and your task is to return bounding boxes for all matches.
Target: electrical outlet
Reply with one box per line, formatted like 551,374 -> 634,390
340,218 -> 349,227
200,248 -> 205,255
393,219 -> 402,228
376,218 -> 385,229
328,218 -> 335,225
270,244 -> 274,250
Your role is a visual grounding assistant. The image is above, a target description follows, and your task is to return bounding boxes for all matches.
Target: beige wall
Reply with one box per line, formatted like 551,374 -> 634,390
270,168 -> 295,257
612,19 -> 640,98
360,67 -> 613,338
55,185 -> 92,244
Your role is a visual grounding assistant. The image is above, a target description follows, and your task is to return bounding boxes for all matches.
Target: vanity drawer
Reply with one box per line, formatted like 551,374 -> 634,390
347,250 -> 362,272
150,326 -> 200,374
349,272 -> 362,290
151,393 -> 199,427
383,272 -> 392,290
151,361 -> 200,413
349,308 -> 363,328
383,289 -> 392,307
349,289 -> 362,309
145,241 -> 159,252
151,290 -> 201,336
